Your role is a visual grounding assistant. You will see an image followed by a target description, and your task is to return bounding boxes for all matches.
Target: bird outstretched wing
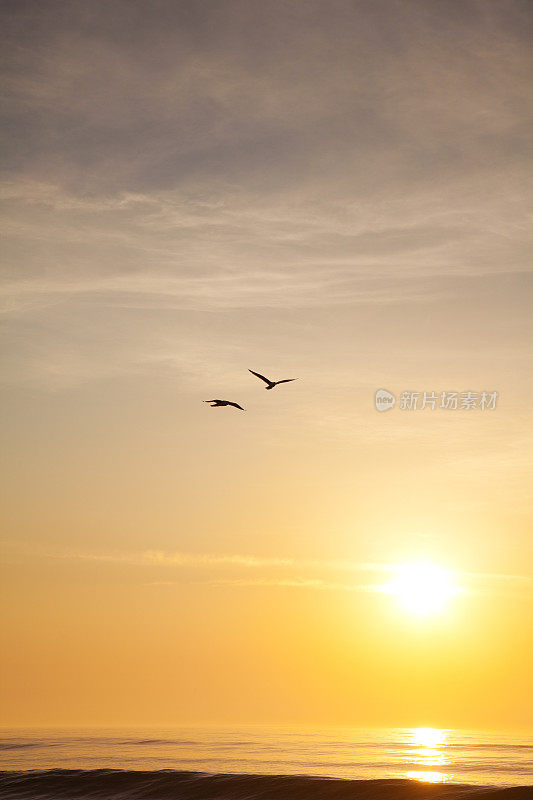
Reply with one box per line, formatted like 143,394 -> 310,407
275,379 -> 297,385
227,401 -> 245,410
249,369 -> 271,385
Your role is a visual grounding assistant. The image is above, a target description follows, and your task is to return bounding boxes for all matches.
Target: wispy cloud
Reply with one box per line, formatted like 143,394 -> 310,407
50,547 -> 380,574
67,550 -> 297,568
206,577 -> 362,591
2,3 -> 531,304
3,541 -> 531,596
2,175 -> 530,318
1,1 -> 531,393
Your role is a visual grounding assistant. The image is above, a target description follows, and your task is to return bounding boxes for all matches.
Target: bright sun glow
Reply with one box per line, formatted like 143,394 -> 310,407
382,563 -> 459,617
412,728 -> 446,749
406,728 -> 449,783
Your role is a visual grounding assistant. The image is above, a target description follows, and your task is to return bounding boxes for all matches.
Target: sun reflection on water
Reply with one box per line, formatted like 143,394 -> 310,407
406,770 -> 447,783
412,728 -> 445,748
406,728 -> 449,783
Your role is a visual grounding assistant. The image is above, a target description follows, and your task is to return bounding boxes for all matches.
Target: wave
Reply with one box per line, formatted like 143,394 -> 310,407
0,745 -> 43,752
0,769 -> 531,799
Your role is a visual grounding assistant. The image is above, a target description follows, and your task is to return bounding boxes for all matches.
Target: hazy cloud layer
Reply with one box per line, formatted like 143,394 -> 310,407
1,1 -> 532,375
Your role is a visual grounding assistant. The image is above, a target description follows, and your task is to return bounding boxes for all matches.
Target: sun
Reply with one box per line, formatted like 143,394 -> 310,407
382,563 -> 459,617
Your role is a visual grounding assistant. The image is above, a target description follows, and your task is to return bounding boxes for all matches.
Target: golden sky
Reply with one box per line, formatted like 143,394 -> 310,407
1,0 -> 532,729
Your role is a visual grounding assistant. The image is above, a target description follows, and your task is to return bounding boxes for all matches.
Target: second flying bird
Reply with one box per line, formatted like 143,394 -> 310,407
248,369 -> 298,390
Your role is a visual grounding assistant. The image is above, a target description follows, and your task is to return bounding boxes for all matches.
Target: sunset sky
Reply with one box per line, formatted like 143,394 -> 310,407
1,0 -> 532,730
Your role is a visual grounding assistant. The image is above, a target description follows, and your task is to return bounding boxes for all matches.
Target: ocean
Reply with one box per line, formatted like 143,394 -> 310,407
0,726 -> 531,798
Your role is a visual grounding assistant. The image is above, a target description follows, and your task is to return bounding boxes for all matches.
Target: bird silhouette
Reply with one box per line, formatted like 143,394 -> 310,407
248,369 -> 298,390
204,399 -> 245,410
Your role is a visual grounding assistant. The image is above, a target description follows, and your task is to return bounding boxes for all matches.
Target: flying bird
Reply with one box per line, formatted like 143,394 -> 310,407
204,399 -> 245,410
248,369 -> 298,390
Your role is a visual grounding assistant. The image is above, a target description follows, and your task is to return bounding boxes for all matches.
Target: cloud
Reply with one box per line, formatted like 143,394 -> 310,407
206,577 -> 361,591
1,0 -> 531,394
2,1 -> 531,192
3,540 -> 531,596
1,172 -> 530,324
49,547 -> 380,573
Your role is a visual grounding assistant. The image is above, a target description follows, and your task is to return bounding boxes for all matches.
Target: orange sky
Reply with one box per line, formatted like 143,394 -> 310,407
1,0 -> 532,730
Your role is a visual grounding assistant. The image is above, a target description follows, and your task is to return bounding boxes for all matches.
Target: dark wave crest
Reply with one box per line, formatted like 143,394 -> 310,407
0,770 -> 531,799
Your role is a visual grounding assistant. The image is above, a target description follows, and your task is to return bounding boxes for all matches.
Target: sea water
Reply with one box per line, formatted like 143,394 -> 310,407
0,725 -> 531,788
